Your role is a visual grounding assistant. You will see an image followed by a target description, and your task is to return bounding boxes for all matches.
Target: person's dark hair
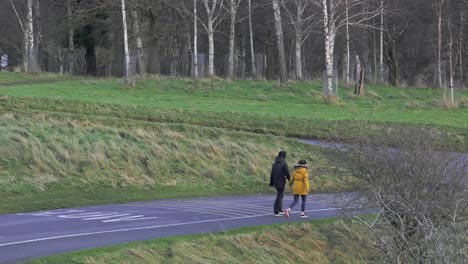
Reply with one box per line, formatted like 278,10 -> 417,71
278,151 -> 287,159
298,159 -> 307,165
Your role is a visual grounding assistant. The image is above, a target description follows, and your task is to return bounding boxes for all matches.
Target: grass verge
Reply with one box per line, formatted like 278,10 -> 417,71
26,218 -> 381,264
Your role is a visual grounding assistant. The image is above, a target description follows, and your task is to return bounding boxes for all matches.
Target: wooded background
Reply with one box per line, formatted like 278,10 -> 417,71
0,0 -> 466,90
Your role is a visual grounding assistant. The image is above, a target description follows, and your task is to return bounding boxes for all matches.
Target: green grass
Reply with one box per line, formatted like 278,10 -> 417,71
1,76 -> 467,150
0,113 -> 353,214
0,73 -> 466,213
26,219 -> 381,264
0,72 -> 75,85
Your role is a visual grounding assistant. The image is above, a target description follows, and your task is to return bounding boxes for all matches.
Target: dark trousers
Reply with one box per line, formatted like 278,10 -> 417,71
274,188 -> 285,214
289,194 -> 307,212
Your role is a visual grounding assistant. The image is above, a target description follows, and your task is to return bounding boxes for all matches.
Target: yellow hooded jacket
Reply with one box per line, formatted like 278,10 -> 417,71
290,166 -> 309,195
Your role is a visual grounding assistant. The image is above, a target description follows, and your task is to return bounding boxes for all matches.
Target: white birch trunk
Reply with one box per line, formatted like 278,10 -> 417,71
248,0 -> 256,78
228,0 -> 238,80
295,1 -> 303,80
26,0 -> 35,72
193,0 -> 199,79
295,33 -> 302,79
67,0 -> 74,74
208,20 -> 215,77
380,0 -> 384,84
345,0 -> 350,83
132,8 -> 145,75
272,0 -> 288,86
323,0 -> 335,96
459,5 -> 464,89
448,19 -> 454,102
121,0 -> 131,85
437,11 -> 443,88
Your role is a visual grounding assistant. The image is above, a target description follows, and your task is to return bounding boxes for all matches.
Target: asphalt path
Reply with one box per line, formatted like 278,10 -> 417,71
0,192 -> 357,264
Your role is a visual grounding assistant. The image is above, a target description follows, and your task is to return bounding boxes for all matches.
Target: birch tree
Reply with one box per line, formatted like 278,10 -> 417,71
121,0 -> 131,85
448,18 -> 453,101
67,0 -> 74,74
131,5 -> 145,76
201,0 -> 225,78
312,0 -> 381,97
433,0 -> 446,88
272,0 -> 288,86
226,0 -> 243,80
248,0 -> 256,78
193,0 -> 199,79
26,0 -> 38,72
379,0 -> 384,84
458,0 -> 465,89
280,0 -> 315,80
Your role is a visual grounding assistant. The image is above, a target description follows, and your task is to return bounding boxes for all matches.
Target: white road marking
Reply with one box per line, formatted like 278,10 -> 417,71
126,204 -> 245,217
17,210 -> 85,216
58,212 -> 109,218
101,215 -> 144,222
0,207 -> 342,247
82,214 -> 132,221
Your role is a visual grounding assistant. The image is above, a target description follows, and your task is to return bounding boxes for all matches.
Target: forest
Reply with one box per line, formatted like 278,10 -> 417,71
0,0 -> 467,94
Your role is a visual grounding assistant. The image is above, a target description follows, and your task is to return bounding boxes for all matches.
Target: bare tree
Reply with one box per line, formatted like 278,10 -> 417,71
201,0 -> 225,78
26,0 -> 37,72
67,0 -> 74,74
272,0 -> 288,86
193,0 -> 199,79
121,0 -> 132,85
433,0 -> 446,89
458,0 -> 465,89
448,17 -> 455,102
380,0 -> 384,84
226,0 -> 243,80
311,0 -> 381,97
248,0 -> 256,78
131,4 -> 145,76
280,0 -> 316,80
334,127 -> 467,263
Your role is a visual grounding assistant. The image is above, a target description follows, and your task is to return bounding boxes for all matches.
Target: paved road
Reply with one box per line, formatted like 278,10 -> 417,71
0,192 -> 357,264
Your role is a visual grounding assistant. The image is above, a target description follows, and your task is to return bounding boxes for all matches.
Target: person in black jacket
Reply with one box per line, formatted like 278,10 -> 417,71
269,150 -> 291,216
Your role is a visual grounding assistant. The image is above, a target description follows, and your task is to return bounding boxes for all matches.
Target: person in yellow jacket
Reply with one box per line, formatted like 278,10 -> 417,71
285,159 -> 309,218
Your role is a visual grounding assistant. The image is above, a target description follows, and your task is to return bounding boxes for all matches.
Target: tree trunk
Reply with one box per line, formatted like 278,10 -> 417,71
248,0 -> 256,78
323,0 -> 335,97
67,0 -> 74,74
34,0 -> 42,71
354,55 -> 365,95
193,0 -> 198,79
26,0 -> 35,72
208,20 -> 215,78
272,0 -> 288,86
437,9 -> 443,88
121,0 -> 132,85
228,1 -> 237,80
459,3 -> 464,89
345,0 -> 350,83
132,8 -> 145,75
295,33 -> 302,80
386,36 -> 400,87
147,17 -> 160,74
380,0 -> 384,84
448,19 -> 454,102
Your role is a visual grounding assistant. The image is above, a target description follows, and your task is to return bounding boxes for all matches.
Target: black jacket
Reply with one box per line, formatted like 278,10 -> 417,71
269,156 -> 290,189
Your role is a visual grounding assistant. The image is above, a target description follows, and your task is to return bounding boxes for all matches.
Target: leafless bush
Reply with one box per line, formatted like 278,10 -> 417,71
333,127 -> 467,263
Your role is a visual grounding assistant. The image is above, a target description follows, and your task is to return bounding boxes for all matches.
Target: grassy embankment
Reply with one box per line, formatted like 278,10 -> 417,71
0,73 -> 467,214
28,219 -> 381,264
